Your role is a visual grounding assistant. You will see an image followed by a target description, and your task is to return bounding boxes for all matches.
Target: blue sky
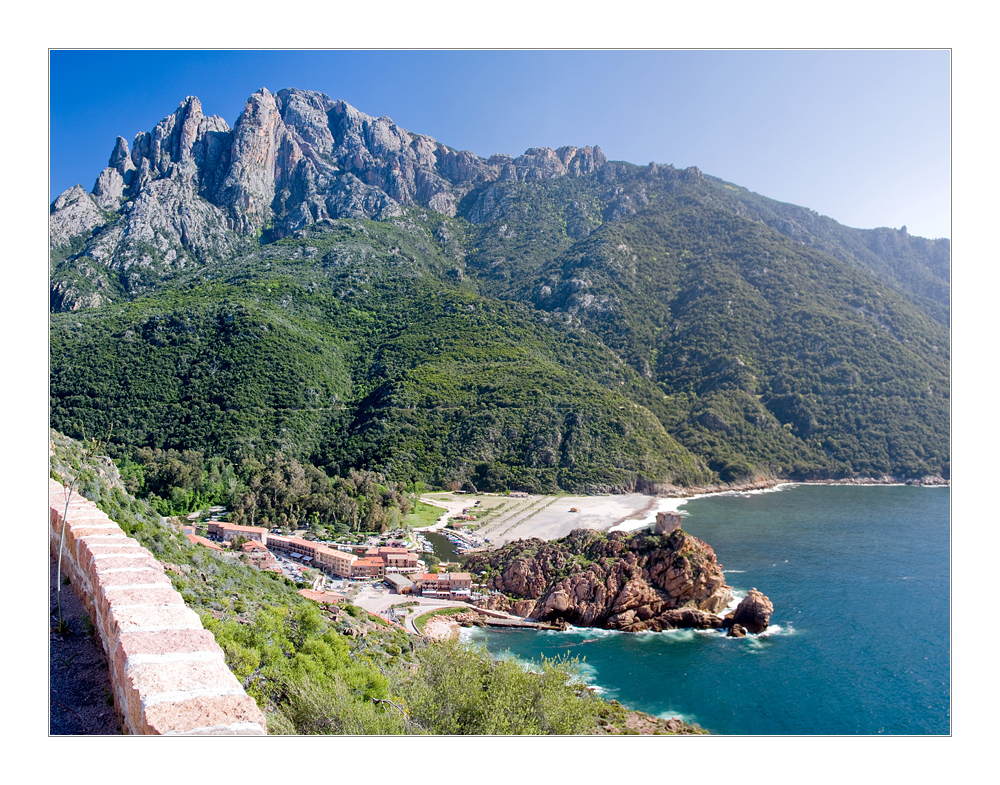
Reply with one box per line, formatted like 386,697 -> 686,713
50,50 -> 951,239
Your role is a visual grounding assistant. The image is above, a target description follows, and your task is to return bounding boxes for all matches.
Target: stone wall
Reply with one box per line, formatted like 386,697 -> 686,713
48,479 -> 267,735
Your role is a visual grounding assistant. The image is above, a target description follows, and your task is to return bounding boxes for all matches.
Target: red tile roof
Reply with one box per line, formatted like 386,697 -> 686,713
297,589 -> 345,605
186,533 -> 224,552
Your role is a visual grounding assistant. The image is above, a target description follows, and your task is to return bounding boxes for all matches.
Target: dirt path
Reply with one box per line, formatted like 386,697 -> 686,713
415,495 -> 466,530
49,555 -> 121,735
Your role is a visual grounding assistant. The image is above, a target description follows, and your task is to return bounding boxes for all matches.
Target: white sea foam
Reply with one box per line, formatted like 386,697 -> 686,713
723,569 -> 746,573
741,483 -> 796,496
655,710 -> 700,724
740,623 -> 792,650
692,482 -> 798,503
457,627 -> 476,644
558,624 -> 617,640
645,627 -> 699,642
714,590 -> 745,619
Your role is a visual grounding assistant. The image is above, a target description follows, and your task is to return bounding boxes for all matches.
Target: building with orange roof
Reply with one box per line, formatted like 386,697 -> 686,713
351,557 -> 385,580
207,521 -> 268,546
364,546 -> 419,573
185,533 -> 225,552
241,539 -> 283,574
268,535 -> 358,578
413,571 -> 472,598
297,589 -> 346,605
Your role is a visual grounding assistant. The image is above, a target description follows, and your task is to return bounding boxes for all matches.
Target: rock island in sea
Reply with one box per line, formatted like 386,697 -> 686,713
464,512 -> 773,634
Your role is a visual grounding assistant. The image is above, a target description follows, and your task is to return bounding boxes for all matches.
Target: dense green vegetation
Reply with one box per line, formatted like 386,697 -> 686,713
50,215 -> 710,495
117,445 -> 411,535
524,196 -> 950,479
50,430 -> 698,735
701,174 -> 951,325
51,158 -> 949,500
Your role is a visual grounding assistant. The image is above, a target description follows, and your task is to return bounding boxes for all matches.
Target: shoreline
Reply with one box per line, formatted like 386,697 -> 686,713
430,475 -> 950,545
609,475 -> 949,533
648,473 -> 949,499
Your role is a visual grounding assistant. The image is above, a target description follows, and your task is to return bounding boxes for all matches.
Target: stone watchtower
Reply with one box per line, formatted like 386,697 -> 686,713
655,511 -> 683,534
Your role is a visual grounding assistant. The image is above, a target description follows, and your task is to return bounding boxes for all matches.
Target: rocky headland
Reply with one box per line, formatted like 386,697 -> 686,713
464,517 -> 773,634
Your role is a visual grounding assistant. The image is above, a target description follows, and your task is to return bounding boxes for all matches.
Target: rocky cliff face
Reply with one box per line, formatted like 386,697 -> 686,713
464,528 -> 745,632
49,87 -> 608,310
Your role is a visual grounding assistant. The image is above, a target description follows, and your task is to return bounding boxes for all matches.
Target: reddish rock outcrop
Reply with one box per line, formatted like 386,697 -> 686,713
728,588 -> 774,634
466,528 -> 742,632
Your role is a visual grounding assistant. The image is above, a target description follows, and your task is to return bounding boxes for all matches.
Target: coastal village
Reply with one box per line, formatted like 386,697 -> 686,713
178,490 -> 690,637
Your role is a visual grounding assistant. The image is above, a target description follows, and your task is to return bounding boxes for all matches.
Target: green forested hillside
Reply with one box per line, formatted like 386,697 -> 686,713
702,174 -> 951,325
524,197 -> 950,479
50,214 -> 711,496
50,157 -> 949,501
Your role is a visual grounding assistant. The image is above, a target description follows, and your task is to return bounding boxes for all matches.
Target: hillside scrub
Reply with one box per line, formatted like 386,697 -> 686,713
50,429 -> 698,735
51,192 -> 948,491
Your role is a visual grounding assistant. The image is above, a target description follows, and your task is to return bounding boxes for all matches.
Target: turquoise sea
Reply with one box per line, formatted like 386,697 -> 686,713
464,485 -> 950,735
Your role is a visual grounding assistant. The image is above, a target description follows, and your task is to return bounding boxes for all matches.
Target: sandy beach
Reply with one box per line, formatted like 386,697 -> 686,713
420,490 -> 724,546
418,475 -> 946,547
487,492 -> 666,543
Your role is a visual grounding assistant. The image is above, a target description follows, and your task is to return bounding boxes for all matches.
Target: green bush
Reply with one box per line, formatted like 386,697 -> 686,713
391,639 -> 599,735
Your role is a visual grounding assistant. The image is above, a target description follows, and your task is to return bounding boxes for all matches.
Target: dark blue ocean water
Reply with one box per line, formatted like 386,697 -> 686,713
466,485 -> 950,735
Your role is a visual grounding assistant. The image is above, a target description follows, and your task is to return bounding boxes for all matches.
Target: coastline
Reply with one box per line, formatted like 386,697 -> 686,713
609,475 -> 949,533
462,482 -> 950,734
649,473 -> 949,499
441,474 -> 950,544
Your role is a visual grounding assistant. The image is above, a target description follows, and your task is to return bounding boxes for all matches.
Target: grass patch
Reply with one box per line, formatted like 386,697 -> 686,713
405,500 -> 446,529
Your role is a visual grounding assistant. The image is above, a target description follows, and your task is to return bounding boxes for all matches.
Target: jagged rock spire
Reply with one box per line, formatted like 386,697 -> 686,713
50,86 -> 610,310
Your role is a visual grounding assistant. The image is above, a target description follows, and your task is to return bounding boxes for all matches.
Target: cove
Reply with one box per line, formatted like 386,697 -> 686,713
465,484 -> 950,735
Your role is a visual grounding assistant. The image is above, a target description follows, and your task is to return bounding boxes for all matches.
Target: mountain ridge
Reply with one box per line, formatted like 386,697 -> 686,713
52,86 -> 948,320
49,87 -> 950,494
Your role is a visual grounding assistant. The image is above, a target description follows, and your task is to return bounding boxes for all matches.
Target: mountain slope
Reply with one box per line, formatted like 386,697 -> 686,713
49,88 -> 950,492
50,214 -> 711,493
702,174 -> 951,325
527,197 -> 949,478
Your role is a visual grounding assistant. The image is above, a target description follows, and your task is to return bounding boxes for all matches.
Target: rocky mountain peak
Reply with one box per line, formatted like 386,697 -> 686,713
109,136 -> 135,179
50,86 -> 612,308
275,88 -> 338,157
129,95 -> 228,181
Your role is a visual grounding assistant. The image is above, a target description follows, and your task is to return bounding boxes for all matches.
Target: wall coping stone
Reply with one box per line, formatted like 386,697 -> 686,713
49,479 -> 267,735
